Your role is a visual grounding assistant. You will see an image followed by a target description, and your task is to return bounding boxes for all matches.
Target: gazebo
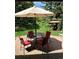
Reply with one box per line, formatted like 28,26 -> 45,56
49,18 -> 61,30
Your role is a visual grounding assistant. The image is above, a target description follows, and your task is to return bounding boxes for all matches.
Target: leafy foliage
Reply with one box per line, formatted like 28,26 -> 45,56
15,1 -> 33,12
15,17 -> 40,31
45,1 -> 63,19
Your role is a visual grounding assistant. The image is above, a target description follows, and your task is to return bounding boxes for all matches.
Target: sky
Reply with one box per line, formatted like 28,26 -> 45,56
33,2 -> 46,8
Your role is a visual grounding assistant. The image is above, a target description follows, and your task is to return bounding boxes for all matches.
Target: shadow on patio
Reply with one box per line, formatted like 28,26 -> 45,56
49,37 -> 62,50
15,53 -> 63,59
25,37 -> 62,53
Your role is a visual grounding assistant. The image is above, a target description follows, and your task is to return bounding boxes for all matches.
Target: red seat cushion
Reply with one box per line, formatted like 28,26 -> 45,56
37,37 -> 43,44
23,40 -> 31,46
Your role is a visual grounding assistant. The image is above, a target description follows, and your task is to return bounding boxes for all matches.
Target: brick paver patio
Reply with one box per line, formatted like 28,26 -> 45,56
15,35 -> 63,55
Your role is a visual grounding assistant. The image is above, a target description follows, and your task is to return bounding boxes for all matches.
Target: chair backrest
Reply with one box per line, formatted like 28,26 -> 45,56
45,31 -> 51,39
37,37 -> 43,48
37,37 -> 43,45
27,31 -> 34,38
42,31 -> 51,46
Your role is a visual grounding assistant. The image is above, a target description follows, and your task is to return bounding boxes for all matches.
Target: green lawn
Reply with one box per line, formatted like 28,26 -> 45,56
15,30 -> 63,37
51,31 -> 63,36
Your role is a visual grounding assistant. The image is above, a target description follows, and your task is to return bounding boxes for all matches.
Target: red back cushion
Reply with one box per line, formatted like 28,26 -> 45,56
37,37 -> 43,45
28,31 -> 34,38
45,31 -> 51,39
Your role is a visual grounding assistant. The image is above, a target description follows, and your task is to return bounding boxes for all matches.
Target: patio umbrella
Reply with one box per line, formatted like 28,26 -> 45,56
15,6 -> 54,37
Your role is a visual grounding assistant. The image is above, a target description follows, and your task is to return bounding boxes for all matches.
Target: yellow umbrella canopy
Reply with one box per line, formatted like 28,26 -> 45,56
15,6 -> 54,17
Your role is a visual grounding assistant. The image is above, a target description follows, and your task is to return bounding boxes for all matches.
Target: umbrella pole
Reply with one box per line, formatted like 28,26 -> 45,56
35,18 -> 37,37
34,18 -> 38,48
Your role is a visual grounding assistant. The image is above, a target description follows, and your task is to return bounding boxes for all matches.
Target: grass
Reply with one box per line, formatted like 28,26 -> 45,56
15,29 -> 35,36
15,30 -> 63,37
51,31 -> 63,36
15,31 -> 26,36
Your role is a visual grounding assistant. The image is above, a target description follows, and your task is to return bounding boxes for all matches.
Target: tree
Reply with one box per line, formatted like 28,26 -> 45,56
15,1 -> 33,12
45,1 -> 63,19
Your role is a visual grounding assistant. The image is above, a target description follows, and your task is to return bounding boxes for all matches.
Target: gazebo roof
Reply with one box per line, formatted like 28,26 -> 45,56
49,21 -> 60,23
